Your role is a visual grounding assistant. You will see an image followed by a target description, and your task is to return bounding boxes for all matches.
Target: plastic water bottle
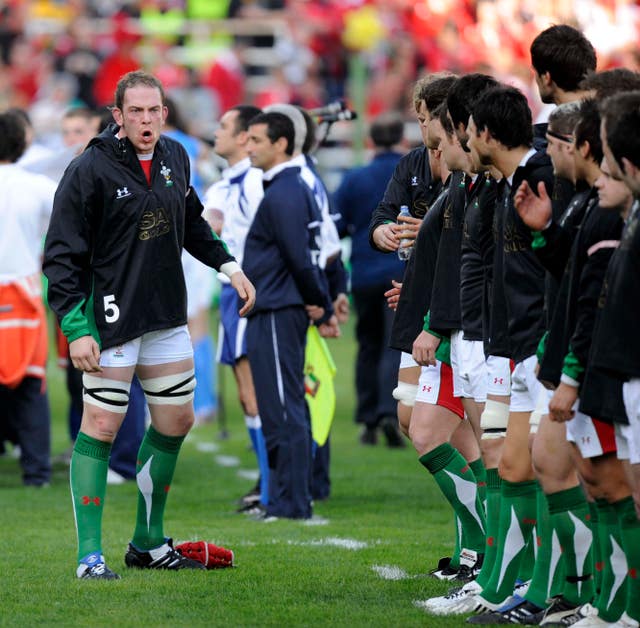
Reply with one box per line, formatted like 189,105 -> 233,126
397,205 -> 412,261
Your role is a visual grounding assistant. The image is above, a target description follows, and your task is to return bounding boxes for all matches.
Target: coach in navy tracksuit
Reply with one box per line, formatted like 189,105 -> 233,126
243,112 -> 337,520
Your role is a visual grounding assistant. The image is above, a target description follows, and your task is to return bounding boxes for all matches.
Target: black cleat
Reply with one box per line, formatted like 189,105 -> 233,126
125,538 -> 206,570
466,598 -> 546,625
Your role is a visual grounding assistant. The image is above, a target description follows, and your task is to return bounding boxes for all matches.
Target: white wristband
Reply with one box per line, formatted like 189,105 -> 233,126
560,373 -> 580,388
220,261 -> 242,279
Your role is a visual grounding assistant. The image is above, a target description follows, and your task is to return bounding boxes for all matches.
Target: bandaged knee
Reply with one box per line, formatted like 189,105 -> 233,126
392,382 -> 418,407
82,374 -> 131,413
480,399 -> 509,440
140,369 -> 196,406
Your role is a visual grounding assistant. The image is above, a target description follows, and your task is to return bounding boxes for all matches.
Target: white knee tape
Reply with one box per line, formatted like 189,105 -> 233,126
392,382 -> 418,407
82,374 -> 131,413
480,399 -> 509,440
140,369 -> 196,406
529,410 -> 542,433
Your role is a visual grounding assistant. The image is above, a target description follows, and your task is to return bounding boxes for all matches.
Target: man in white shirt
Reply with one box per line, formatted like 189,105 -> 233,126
0,110 -> 57,486
203,104 -> 268,511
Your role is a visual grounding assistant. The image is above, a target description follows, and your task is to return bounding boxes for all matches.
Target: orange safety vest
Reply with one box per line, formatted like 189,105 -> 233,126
0,274 -> 48,389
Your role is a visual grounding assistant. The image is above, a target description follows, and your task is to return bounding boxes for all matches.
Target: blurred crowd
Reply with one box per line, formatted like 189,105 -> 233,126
1,0 -> 639,154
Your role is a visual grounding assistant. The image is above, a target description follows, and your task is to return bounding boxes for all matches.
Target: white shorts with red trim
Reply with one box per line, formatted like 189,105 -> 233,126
510,355 -> 542,413
566,410 -> 617,459
486,355 -> 512,397
451,331 -> 487,402
400,351 -> 419,370
415,361 -> 465,419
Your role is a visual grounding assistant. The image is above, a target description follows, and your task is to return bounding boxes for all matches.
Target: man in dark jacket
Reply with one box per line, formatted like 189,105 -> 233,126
334,112 -> 406,447
44,71 -> 255,580
244,111 -> 337,521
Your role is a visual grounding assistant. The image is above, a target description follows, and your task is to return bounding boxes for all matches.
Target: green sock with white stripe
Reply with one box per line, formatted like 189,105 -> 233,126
547,485 -> 594,606
475,468 -> 501,588
479,479 -> 538,605
595,499 -> 627,623
420,444 -> 486,560
131,426 -> 185,550
613,496 -> 640,623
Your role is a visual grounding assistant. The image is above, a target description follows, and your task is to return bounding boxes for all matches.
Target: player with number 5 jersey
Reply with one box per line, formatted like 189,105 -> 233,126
43,71 -> 255,581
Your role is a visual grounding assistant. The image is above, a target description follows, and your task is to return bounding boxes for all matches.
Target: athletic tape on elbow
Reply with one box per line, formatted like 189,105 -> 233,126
82,374 -> 131,413
140,369 -> 196,406
392,382 -> 418,407
480,399 -> 509,439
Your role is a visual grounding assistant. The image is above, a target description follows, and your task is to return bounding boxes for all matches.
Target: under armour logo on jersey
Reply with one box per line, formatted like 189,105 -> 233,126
422,385 -> 432,392
116,187 -> 131,199
411,176 -> 418,186
494,377 -> 504,385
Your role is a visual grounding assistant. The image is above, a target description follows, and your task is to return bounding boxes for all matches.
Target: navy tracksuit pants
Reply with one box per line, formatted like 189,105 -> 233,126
246,306 -> 312,519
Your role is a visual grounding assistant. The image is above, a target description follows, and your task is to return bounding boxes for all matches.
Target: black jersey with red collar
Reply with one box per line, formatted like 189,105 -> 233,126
44,124 -> 234,350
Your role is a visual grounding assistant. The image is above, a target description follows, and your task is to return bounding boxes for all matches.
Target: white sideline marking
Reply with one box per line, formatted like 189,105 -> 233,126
303,537 -> 367,550
235,537 -> 368,550
302,516 -> 329,526
372,564 -> 409,580
215,455 -> 240,467
195,442 -> 220,453
237,469 -> 260,481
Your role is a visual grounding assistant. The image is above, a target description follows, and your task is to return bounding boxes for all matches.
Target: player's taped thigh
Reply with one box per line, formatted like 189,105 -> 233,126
392,382 -> 418,407
82,374 -> 131,413
529,388 -> 549,434
480,399 -> 509,440
140,369 -> 197,406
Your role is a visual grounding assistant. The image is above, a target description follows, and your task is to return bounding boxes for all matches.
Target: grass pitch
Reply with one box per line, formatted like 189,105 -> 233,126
0,319 -> 465,627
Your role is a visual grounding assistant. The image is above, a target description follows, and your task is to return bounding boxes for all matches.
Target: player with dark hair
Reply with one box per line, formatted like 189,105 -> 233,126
243,111 -> 337,520
530,24 -> 597,105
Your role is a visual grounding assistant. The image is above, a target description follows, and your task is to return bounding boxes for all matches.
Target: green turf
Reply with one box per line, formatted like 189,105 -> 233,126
0,318 -> 468,627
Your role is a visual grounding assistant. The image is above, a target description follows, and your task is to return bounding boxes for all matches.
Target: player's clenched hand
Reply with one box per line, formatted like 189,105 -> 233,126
318,315 -> 340,338
230,271 -> 256,316
69,335 -> 102,373
397,213 -> 421,242
384,280 -> 402,310
412,330 -> 440,367
548,382 -> 578,423
372,223 -> 400,252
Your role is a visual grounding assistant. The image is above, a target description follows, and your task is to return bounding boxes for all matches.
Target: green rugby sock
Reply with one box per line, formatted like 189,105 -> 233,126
613,496 -> 640,622
595,499 -> 627,623
547,486 -> 594,606
71,432 -> 111,562
475,468 -> 501,588
524,489 -> 556,609
480,479 -> 538,605
420,444 -> 486,556
470,457 -> 488,507
132,426 -> 185,550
